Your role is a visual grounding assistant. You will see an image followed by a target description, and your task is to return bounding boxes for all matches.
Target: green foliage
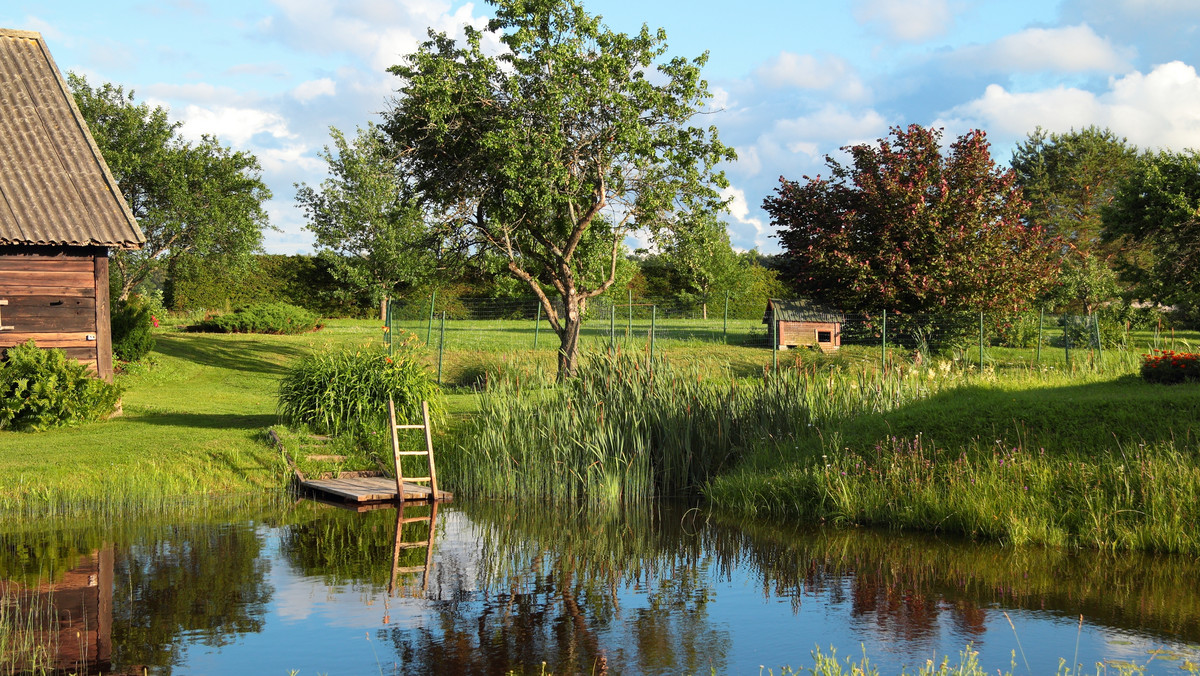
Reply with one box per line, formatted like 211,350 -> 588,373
188,302 -> 321,335
1053,312 -> 1127,349
166,253 -> 373,317
1103,150 -> 1200,319
1012,127 -> 1143,311
68,73 -> 272,300
768,125 -> 1059,324
0,342 -> 120,432
385,0 -> 735,375
277,341 -> 442,439
111,295 -> 156,362
297,125 -> 436,309
990,314 -> 1043,349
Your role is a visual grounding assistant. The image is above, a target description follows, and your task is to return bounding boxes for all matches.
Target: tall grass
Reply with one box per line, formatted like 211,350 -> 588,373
0,587 -> 54,676
443,351 -> 955,503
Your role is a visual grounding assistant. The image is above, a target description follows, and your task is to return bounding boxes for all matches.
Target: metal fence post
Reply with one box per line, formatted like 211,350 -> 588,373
650,304 -> 657,362
1036,307 -> 1043,364
385,298 -> 392,356
610,306 -> 615,356
533,302 -> 541,351
1064,315 -> 1071,370
723,291 -> 729,345
881,309 -> 887,373
978,311 -> 985,371
437,311 -> 446,386
627,289 -> 633,344
425,290 -> 436,345
773,316 -> 779,372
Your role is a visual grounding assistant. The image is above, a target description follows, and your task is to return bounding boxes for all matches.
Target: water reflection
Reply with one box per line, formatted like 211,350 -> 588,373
2,500 -> 1200,674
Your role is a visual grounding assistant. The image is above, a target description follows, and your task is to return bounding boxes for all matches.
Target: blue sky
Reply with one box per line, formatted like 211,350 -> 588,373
5,0 -> 1200,255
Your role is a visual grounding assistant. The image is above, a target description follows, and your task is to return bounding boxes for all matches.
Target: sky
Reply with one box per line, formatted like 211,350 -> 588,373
5,0 -> 1200,255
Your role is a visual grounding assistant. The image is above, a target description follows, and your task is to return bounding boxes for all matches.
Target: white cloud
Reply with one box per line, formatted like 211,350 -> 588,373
755,52 -> 869,101
292,78 -> 336,103
771,106 -> 891,155
854,0 -> 956,42
936,61 -> 1200,151
721,185 -> 769,250
951,25 -> 1131,74
177,105 -> 295,145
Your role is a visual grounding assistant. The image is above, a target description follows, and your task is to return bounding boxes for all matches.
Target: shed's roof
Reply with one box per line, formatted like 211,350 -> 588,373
0,28 -> 144,248
763,298 -> 844,324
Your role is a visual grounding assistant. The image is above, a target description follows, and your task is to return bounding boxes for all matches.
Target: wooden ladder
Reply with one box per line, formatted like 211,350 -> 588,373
387,399 -> 439,501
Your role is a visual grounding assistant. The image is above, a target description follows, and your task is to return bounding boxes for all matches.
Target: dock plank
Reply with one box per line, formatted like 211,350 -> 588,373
300,476 -> 453,503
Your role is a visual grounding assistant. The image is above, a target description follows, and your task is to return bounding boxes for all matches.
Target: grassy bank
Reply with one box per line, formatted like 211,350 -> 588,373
705,365 -> 1200,552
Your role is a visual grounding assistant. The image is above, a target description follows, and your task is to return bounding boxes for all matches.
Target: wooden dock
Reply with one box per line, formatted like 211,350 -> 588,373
299,476 -> 453,503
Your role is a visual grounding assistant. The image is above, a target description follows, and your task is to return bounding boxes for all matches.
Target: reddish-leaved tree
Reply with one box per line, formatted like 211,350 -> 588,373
765,125 -> 1059,343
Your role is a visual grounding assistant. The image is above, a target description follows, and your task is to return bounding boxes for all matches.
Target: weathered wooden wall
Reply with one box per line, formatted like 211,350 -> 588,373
777,320 -> 841,352
0,245 -> 112,379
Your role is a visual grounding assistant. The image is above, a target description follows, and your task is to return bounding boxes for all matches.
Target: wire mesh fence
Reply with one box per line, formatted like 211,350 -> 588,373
383,294 -> 1180,383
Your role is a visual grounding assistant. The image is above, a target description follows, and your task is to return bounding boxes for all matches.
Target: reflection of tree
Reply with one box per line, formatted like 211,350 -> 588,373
380,502 -> 731,675
704,515 -> 1200,645
110,523 -> 272,669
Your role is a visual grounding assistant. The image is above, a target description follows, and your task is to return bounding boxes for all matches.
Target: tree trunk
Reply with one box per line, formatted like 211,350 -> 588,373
380,295 -> 389,323
557,296 -> 585,379
702,302 -> 707,320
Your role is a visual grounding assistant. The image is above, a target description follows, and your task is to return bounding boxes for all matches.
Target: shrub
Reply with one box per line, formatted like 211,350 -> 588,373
0,341 -> 121,431
1053,313 -> 1126,349
189,302 -> 321,335
277,338 -> 442,440
111,295 -> 156,362
990,314 -> 1042,348
1141,350 -> 1200,384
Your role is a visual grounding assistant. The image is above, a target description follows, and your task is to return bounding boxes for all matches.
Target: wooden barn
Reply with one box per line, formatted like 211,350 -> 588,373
0,28 -> 144,381
763,298 -> 844,352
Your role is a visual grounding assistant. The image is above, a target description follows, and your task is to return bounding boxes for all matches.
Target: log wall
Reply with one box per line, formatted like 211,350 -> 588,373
0,245 -> 112,380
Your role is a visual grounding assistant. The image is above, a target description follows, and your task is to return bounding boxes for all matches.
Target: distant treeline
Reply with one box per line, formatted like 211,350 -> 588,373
160,250 -> 789,322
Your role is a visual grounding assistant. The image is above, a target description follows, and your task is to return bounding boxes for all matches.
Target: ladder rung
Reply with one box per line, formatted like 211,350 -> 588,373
399,516 -> 431,524
394,565 -> 431,574
394,424 -> 426,430
396,541 -> 429,549
401,477 -> 432,483
395,451 -> 429,456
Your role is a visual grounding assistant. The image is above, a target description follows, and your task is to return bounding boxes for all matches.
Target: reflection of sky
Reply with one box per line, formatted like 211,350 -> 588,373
142,508 -> 1200,675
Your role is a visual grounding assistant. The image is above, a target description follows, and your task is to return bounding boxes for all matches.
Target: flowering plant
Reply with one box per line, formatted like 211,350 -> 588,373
1141,349 -> 1200,384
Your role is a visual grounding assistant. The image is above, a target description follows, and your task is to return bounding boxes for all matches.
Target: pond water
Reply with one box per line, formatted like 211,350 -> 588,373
2,499 -> 1199,675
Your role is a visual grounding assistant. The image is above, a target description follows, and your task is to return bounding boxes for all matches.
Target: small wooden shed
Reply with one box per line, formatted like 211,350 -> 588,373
763,298 -> 844,352
0,29 -> 145,381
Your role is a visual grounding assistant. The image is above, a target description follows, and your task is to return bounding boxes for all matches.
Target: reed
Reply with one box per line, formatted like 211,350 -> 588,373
442,351 -> 952,503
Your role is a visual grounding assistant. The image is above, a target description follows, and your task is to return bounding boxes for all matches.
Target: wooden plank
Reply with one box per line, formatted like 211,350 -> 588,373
2,270 -> 94,286
1,295 -> 96,332
304,455 -> 346,462
94,253 -> 111,381
0,332 -> 96,348
0,284 -> 95,297
0,258 -> 94,272
300,477 -> 452,503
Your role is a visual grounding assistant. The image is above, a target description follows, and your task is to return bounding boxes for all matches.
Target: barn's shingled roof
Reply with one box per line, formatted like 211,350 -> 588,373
762,298 -> 844,324
0,28 -> 144,248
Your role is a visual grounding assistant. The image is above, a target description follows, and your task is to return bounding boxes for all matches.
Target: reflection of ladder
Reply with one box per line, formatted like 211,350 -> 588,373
387,399 -> 439,501
388,501 -> 438,596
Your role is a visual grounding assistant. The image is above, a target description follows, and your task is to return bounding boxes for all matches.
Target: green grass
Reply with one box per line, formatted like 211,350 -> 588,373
4,315 -> 1200,554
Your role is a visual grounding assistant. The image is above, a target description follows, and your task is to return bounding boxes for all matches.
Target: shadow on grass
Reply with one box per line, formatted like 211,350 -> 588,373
154,333 -> 308,376
829,374 -> 1200,455
133,411 -> 277,431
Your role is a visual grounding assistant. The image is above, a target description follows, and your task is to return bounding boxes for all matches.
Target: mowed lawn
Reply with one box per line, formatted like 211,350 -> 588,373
1,316 -> 1195,515
0,318 -> 775,512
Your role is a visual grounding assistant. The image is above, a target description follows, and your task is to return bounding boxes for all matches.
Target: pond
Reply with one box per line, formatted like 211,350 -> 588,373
2,499 -> 1199,675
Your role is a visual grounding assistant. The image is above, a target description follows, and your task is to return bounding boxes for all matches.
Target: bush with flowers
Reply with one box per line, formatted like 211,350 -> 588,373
1141,349 -> 1200,384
